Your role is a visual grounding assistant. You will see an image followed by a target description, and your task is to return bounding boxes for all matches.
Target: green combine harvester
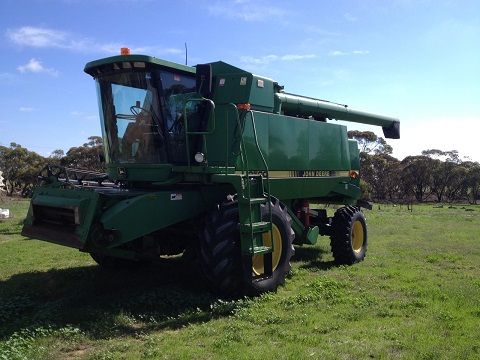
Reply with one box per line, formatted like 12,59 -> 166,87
22,49 -> 399,296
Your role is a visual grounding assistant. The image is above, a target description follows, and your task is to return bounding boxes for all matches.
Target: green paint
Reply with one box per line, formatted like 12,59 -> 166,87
22,53 -> 399,277
100,190 -> 207,247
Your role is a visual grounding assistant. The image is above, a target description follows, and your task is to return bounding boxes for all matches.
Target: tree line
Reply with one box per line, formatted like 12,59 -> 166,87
350,131 -> 480,204
1,133 -> 479,204
0,136 -> 104,197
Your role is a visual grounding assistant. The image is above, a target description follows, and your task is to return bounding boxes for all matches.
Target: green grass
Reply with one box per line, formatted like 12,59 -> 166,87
1,199 -> 479,359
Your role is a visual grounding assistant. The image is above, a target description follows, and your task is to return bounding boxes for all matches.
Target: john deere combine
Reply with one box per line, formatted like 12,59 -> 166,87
22,49 -> 399,296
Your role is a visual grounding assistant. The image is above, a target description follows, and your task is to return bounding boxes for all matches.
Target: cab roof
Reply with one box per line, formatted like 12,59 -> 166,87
84,54 -> 196,77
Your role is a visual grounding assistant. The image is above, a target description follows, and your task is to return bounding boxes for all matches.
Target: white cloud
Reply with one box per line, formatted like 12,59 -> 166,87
241,55 -> 278,65
129,46 -> 182,55
207,1 -> 286,22
6,26 -> 182,56
7,26 -> 67,48
329,50 -> 348,56
241,54 -> 316,65
17,58 -> 59,76
281,54 -> 316,61
352,50 -> 370,55
329,50 -> 370,56
19,107 -> 36,112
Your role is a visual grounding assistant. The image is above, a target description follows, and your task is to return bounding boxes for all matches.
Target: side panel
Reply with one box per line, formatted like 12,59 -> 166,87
269,177 -> 361,202
100,190 -> 207,247
308,120 -> 351,170
241,111 -> 351,171
348,140 -> 360,170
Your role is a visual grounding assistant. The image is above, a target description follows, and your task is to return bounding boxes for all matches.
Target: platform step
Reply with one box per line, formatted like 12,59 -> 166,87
239,221 -> 271,234
252,245 -> 272,255
239,197 -> 267,205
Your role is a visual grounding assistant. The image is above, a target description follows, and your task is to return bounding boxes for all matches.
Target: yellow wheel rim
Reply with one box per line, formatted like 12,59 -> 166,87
252,224 -> 283,275
351,220 -> 365,253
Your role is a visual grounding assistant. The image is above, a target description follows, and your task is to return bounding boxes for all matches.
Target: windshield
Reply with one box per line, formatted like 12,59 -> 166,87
96,69 -> 197,164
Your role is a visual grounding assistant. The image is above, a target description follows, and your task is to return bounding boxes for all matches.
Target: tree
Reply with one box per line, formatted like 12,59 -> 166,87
45,149 -> 65,167
444,165 -> 468,202
348,130 -> 393,155
421,150 -> 458,202
61,136 -> 105,172
421,149 -> 474,203
361,153 -> 400,201
0,143 -> 46,196
400,155 -> 434,202
0,169 -> 5,197
422,149 -> 460,164
464,162 -> 480,204
348,130 -> 398,201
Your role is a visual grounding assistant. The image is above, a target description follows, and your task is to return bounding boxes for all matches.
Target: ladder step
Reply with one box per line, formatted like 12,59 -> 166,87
239,221 -> 271,234
243,245 -> 272,255
252,245 -> 272,254
249,197 -> 267,204
239,197 -> 267,205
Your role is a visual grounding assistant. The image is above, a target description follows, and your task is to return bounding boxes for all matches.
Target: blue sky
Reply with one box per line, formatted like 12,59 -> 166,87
0,0 -> 479,161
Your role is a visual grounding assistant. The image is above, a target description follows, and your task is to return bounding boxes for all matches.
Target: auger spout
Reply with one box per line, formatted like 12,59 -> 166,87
275,92 -> 400,139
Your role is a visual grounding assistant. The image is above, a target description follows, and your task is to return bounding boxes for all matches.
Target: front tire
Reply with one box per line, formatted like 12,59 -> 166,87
199,199 -> 294,297
199,202 -> 242,297
250,200 -> 295,295
330,206 -> 368,264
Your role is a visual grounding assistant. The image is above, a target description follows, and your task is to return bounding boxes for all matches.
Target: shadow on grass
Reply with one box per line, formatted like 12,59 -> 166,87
1,246 -> 341,341
293,245 -> 337,271
0,260 -> 239,340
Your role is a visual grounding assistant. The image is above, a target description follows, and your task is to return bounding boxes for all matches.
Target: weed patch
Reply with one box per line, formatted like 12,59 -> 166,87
0,326 -> 83,360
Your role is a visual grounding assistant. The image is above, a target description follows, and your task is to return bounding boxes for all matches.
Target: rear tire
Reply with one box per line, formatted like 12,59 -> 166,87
199,199 -> 294,297
330,206 -> 368,264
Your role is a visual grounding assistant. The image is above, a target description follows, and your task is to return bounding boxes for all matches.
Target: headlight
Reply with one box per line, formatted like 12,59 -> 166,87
194,152 -> 205,163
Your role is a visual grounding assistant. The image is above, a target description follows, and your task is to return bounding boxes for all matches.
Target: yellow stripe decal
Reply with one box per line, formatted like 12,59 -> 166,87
235,170 -> 353,178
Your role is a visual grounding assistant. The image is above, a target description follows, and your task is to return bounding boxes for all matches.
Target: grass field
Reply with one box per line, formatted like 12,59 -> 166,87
1,198 -> 479,359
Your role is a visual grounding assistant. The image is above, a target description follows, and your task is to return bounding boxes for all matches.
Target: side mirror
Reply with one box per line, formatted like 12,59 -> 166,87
184,98 -> 215,134
195,64 -> 212,99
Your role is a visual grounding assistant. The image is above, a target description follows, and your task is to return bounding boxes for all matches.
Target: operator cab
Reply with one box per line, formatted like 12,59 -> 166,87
85,54 -> 210,169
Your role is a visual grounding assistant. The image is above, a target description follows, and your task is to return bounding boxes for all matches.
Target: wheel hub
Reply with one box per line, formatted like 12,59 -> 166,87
252,224 -> 282,275
351,220 -> 364,253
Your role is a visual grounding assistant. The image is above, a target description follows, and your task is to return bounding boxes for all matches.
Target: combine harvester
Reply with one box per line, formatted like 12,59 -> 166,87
22,49 -> 399,296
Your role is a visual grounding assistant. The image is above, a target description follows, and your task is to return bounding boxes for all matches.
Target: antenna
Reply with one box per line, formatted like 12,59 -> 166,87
185,42 -> 188,66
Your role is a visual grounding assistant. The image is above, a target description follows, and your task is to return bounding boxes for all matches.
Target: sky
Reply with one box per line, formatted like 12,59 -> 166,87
0,0 -> 479,162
